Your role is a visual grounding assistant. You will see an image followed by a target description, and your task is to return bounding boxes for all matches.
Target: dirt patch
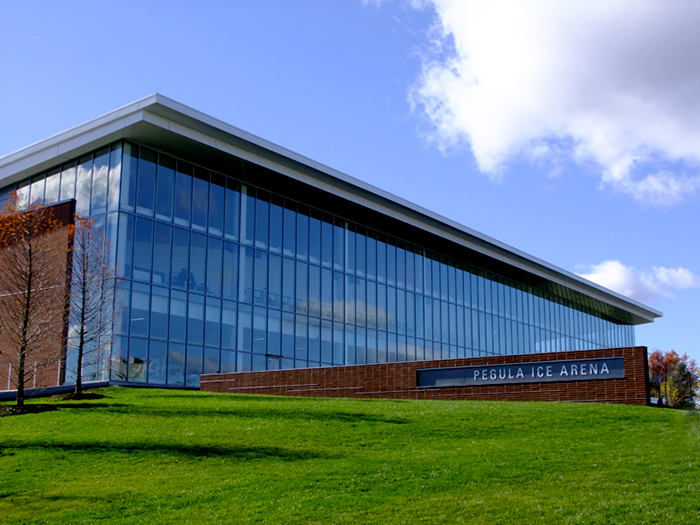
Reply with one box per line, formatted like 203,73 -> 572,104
0,404 -> 58,416
50,392 -> 106,401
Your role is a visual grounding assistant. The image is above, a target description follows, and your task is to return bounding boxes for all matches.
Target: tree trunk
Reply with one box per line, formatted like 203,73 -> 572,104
75,328 -> 84,396
16,242 -> 33,407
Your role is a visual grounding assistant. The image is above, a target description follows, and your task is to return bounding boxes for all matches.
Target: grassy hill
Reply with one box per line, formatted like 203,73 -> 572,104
1,387 -> 698,524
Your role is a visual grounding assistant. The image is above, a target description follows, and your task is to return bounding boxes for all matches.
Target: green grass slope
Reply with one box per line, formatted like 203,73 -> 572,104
1,387 -> 698,524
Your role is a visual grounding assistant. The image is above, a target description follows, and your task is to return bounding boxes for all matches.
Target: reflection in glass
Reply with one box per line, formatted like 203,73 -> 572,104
148,341 -> 167,384
30,175 -> 45,204
296,261 -> 308,314
205,297 -> 222,348
121,144 -> 137,212
128,338 -> 148,383
253,307 -> 267,354
192,167 -> 209,231
281,312 -> 294,358
321,320 -> 332,364
207,237 -> 223,296
241,185 -> 255,245
174,161 -> 193,227
309,264 -> 320,317
190,234 -> 207,292
333,322 -> 344,365
204,347 -> 220,375
296,206 -> 309,261
185,346 -> 203,386
268,309 -> 282,356
333,218 -> 344,271
322,217 -> 333,268
222,300 -> 238,350
223,242 -> 239,300
136,148 -> 156,217
397,243 -> 406,289
44,168 -> 60,203
60,161 -> 77,202
153,223 -> 172,287
366,230 -> 376,281
268,254 -> 282,309
282,257 -> 295,312
131,283 -> 150,337
269,195 -> 283,253
156,154 -> 175,221
75,154 -> 93,215
238,304 -> 252,353
386,239 -> 396,287
91,148 -> 109,214
150,287 -> 169,340
225,178 -> 241,241
355,226 -> 366,278
187,294 -> 204,345
209,173 -> 225,236
108,143 -> 123,212
377,330 -> 387,363
253,250 -> 268,306
171,228 -> 190,290
309,209 -> 321,265
221,350 -> 236,373
256,191 -> 270,250
283,201 -> 296,256
168,344 -> 185,385
295,315 -> 308,361
133,218 -> 153,282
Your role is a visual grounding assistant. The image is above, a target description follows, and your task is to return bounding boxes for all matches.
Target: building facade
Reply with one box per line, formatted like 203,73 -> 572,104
0,95 -> 661,390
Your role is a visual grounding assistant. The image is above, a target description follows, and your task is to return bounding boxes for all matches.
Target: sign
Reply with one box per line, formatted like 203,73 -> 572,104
417,357 -> 624,388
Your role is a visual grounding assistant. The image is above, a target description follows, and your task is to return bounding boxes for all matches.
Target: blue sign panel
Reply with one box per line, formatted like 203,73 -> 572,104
417,357 -> 625,388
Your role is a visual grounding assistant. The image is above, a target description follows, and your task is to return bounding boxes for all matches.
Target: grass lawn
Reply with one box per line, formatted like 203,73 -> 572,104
1,387 -> 698,524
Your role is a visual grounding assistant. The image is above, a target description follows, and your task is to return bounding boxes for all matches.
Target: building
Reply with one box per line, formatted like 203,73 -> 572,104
0,95 -> 661,401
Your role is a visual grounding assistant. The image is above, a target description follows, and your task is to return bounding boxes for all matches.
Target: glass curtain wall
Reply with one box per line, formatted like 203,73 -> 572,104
17,141 -> 635,387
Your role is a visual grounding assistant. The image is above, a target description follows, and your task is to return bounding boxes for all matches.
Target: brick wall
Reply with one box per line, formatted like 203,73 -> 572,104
201,346 -> 650,405
0,200 -> 74,392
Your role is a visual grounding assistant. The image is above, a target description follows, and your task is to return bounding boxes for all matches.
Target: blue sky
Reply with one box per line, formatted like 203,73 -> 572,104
1,0 -> 698,362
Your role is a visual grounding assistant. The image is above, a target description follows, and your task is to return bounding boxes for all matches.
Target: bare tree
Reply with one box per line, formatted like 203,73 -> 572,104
67,216 -> 118,396
0,194 -> 71,406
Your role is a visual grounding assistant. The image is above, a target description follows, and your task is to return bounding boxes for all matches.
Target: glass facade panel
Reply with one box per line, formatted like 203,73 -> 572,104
91,147 -> 109,214
45,168 -> 60,203
209,173 -> 225,236
153,223 -> 172,287
174,161 -> 193,227
192,167 -> 209,231
136,148 -> 157,217
60,161 -> 77,202
155,154 -> 175,222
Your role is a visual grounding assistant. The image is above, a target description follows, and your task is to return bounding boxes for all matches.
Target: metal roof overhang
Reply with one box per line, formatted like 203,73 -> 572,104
0,94 -> 662,325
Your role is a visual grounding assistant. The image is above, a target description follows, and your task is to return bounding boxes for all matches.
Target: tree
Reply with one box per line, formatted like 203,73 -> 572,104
648,349 -> 699,408
648,349 -> 675,404
0,194 -> 71,406
67,216 -> 118,396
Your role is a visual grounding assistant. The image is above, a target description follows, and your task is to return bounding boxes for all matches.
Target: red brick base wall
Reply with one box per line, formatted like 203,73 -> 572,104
201,347 -> 649,405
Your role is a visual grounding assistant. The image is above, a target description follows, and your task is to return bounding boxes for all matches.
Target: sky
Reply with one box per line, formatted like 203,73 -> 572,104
1,0 -> 698,362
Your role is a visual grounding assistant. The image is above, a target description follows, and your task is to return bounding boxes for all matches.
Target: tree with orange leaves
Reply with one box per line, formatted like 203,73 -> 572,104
0,194 -> 71,406
648,349 -> 699,408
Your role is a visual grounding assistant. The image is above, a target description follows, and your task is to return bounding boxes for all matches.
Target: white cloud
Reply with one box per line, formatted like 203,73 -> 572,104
406,0 -> 700,205
577,260 -> 700,303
